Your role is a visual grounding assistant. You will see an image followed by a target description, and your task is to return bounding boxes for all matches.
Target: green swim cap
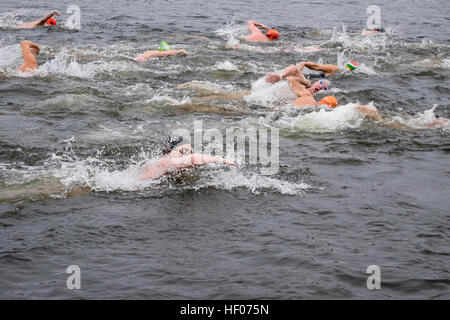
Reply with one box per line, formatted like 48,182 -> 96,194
158,41 -> 172,51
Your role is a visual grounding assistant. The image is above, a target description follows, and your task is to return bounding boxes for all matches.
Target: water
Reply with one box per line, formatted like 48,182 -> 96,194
0,0 -> 449,299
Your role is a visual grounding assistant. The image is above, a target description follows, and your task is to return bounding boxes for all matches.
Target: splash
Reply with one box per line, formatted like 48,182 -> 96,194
2,45 -> 149,79
214,60 -> 239,71
244,77 -> 297,107
195,169 -> 311,195
386,106 -> 450,130
0,9 -> 30,28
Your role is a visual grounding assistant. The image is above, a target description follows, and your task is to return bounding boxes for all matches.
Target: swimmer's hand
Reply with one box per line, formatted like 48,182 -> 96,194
180,49 -> 189,55
49,10 -> 61,17
21,40 -> 40,55
297,62 -> 306,70
266,74 -> 281,84
223,159 -> 238,167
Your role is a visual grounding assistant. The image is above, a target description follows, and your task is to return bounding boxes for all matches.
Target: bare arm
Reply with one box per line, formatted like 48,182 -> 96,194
158,50 -> 188,57
266,64 -> 309,84
19,41 -> 39,72
287,76 -> 310,87
247,20 -> 267,34
19,10 -> 61,28
191,154 -> 238,167
286,77 -> 310,97
357,105 -> 383,121
36,10 -> 61,26
135,49 -> 188,61
303,62 -> 339,76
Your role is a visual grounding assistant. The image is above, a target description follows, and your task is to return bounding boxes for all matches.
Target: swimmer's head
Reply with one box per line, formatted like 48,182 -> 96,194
320,96 -> 338,108
309,79 -> 330,94
345,61 -> 358,71
45,17 -> 57,25
162,136 -> 183,155
158,41 -> 172,52
266,29 -> 279,40
30,46 -> 40,55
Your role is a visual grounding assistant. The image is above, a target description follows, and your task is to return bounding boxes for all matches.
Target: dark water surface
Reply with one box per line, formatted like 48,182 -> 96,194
0,0 -> 449,299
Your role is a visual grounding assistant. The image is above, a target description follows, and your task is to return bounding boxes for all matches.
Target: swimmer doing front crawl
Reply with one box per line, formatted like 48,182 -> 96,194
265,61 -> 359,84
18,10 -> 60,29
134,41 -> 188,61
243,20 -> 279,42
17,40 -> 62,74
138,137 -> 237,181
286,76 -> 395,122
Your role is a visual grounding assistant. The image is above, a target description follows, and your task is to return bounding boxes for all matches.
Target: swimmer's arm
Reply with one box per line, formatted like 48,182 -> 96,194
282,65 -> 310,86
286,77 -> 310,97
266,64 -> 303,84
357,105 -> 384,121
160,50 -> 188,56
303,62 -> 339,75
34,10 -> 61,27
247,21 -> 267,33
288,76 -> 310,87
190,154 -> 238,167
19,41 -> 39,71
135,50 -> 188,61
281,65 -> 300,79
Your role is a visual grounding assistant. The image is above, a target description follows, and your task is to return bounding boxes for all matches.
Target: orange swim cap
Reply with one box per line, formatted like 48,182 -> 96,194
266,29 -> 279,40
320,96 -> 338,108
46,17 -> 57,25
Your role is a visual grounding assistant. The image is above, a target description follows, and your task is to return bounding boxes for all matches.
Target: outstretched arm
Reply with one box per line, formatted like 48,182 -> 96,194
247,20 -> 268,33
135,49 -> 188,61
19,10 -> 61,28
35,10 -> 61,27
18,41 -> 39,72
302,62 -> 339,76
191,154 -> 238,167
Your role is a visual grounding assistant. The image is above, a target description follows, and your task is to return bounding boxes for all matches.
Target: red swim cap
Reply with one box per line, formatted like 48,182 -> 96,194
266,29 -> 279,40
320,96 -> 338,108
46,17 -> 57,25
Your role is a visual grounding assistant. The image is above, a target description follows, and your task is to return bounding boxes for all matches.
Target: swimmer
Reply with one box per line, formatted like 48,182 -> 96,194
287,77 -> 383,120
287,77 -> 332,107
266,61 -> 358,84
18,40 -> 40,73
176,77 -> 328,105
361,27 -> 385,35
134,41 -> 188,62
138,137 -> 237,181
243,20 -> 279,42
18,10 -> 61,29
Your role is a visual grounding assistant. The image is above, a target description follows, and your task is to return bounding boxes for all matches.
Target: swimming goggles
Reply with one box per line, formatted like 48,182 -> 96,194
319,80 -> 328,91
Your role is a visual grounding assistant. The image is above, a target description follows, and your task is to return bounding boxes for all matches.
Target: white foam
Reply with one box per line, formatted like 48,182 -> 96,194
245,77 -> 297,107
386,106 -> 450,129
242,103 -> 366,133
214,60 -> 239,71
